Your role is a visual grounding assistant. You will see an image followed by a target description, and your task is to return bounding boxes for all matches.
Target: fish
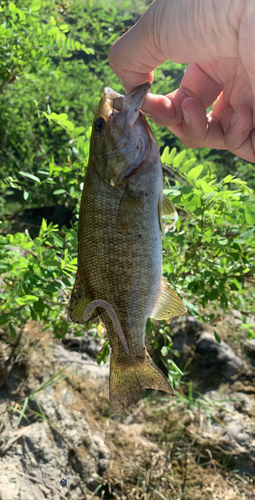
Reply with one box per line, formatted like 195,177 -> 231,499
69,83 -> 187,415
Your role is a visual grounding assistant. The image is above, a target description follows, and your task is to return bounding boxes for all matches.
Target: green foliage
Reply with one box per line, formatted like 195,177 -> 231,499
0,219 -> 77,338
161,146 -> 255,326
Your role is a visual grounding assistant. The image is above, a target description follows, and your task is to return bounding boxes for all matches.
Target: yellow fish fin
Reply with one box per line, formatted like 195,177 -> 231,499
69,271 -> 98,323
82,299 -> 129,355
162,194 -> 178,219
109,348 -> 173,415
151,276 -> 187,320
158,195 -> 178,237
158,196 -> 166,238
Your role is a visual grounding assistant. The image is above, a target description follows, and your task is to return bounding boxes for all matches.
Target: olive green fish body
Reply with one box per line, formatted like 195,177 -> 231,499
70,84 -> 187,414
79,147 -> 162,360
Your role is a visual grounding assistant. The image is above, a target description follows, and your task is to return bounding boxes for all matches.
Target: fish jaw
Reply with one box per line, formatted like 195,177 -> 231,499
122,82 -> 151,126
102,83 -> 151,124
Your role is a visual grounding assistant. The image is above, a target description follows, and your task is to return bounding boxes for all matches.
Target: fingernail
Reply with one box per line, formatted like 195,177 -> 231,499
230,107 -> 240,127
182,105 -> 190,125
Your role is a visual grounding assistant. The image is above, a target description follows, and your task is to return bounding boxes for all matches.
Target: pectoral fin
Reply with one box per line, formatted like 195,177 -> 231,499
69,271 -> 98,323
158,195 -> 178,237
151,277 -> 187,320
117,184 -> 144,222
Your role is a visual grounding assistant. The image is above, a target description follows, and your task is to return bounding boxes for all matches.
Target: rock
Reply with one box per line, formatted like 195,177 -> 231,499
195,332 -> 244,379
197,388 -> 255,476
53,343 -> 109,379
62,329 -> 102,358
0,376 -> 110,500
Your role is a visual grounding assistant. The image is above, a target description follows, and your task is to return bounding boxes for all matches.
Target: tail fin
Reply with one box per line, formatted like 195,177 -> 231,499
109,348 -> 174,415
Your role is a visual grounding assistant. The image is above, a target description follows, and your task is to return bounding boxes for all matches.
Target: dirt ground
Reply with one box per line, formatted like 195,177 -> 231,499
0,318 -> 255,500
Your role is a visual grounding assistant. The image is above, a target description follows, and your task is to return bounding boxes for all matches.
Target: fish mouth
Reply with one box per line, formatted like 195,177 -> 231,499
104,82 -> 151,124
123,82 -> 151,125
102,83 -> 152,184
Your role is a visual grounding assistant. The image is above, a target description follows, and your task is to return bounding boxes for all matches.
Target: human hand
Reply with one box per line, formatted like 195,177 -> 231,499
109,0 -> 255,162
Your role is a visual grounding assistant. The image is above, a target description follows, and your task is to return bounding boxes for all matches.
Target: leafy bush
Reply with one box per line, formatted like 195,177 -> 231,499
161,146 -> 255,320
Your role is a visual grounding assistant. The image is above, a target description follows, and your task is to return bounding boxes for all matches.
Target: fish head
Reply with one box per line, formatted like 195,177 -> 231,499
89,83 -> 156,187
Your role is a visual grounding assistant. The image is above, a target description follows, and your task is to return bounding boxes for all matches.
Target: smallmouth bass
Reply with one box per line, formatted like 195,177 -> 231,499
70,83 -> 187,414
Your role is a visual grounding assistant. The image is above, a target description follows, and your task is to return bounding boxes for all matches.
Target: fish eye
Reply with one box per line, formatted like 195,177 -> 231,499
94,116 -> 105,132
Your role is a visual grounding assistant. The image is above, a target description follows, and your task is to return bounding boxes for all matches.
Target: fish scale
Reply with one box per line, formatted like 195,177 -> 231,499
80,170 -> 153,356
70,83 -> 187,414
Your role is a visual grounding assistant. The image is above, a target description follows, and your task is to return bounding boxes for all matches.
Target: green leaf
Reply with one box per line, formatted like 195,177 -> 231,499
187,164 -> 204,181
173,150 -> 186,168
53,189 -> 66,195
245,204 -> 255,225
59,24 -> 69,32
16,295 -> 39,306
23,189 -> 29,200
33,298 -> 45,313
50,15 -> 56,25
214,331 -> 221,343
208,289 -> 219,300
161,346 -> 168,357
0,313 -> 10,326
19,171 -> 41,183
161,146 -> 169,164
9,322 -> 16,339
179,157 -> 196,173
216,237 -> 228,246
9,3 -> 16,12
31,0 -> 41,10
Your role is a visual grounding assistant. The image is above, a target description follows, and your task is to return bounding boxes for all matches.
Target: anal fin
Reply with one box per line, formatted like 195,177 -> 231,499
151,276 -> 187,320
69,270 -> 98,323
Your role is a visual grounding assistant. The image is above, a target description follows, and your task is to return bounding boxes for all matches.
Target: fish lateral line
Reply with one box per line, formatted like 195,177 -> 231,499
82,299 -> 129,354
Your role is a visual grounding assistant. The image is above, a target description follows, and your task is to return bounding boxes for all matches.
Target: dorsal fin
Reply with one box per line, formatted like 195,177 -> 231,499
151,277 -> 187,320
158,195 -> 178,237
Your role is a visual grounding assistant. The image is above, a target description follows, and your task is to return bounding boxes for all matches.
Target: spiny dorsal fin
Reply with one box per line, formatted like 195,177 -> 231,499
69,271 -> 98,323
158,195 -> 178,238
151,276 -> 187,320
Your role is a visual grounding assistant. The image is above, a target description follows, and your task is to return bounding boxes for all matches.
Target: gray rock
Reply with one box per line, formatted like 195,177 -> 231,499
195,332 -> 244,379
53,343 -> 109,379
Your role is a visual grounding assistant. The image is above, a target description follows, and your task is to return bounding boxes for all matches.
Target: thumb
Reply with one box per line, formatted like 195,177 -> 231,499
108,1 -> 165,92
109,0 -> 240,92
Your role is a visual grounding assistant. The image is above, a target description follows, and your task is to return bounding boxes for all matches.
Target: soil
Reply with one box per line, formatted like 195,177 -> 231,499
0,316 -> 255,500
